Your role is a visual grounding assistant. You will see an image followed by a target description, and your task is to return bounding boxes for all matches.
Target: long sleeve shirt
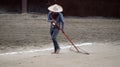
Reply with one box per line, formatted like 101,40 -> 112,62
48,12 -> 64,30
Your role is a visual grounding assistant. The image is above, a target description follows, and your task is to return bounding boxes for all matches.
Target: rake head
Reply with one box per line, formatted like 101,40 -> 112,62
69,47 -> 90,55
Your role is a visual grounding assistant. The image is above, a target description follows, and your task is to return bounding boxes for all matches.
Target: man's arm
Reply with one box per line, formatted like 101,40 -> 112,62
59,13 -> 64,30
48,12 -> 57,25
48,12 -> 52,22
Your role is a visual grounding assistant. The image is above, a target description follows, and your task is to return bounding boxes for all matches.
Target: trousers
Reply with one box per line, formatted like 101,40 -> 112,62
50,27 -> 60,52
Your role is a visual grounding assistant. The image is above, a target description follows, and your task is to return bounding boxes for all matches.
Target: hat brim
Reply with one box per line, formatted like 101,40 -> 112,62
48,4 -> 63,12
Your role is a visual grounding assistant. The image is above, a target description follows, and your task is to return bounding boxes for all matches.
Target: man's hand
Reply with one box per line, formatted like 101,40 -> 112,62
53,22 -> 56,25
52,19 -> 56,25
51,19 -> 56,22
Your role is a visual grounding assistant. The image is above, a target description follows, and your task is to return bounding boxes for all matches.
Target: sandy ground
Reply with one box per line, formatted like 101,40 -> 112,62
0,14 -> 120,67
0,42 -> 120,67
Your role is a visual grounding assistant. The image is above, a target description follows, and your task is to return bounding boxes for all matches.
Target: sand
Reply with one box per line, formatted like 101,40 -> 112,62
0,14 -> 120,67
0,42 -> 120,67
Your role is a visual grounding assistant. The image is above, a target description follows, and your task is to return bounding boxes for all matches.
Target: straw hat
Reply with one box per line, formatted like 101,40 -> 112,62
48,4 -> 63,12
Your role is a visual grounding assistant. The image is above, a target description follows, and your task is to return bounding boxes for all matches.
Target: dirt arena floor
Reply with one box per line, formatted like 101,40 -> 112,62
0,14 -> 120,67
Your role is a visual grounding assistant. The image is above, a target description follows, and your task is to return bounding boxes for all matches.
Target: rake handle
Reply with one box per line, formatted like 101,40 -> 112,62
53,21 -> 80,52
61,30 -> 80,52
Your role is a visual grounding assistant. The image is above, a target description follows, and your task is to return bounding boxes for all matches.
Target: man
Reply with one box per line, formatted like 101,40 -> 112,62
48,4 -> 64,54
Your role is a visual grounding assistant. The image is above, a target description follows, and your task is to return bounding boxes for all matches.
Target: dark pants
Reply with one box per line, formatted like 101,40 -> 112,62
50,27 -> 60,52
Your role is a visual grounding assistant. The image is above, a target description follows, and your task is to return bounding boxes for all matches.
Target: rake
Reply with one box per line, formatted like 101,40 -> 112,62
53,21 -> 90,55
